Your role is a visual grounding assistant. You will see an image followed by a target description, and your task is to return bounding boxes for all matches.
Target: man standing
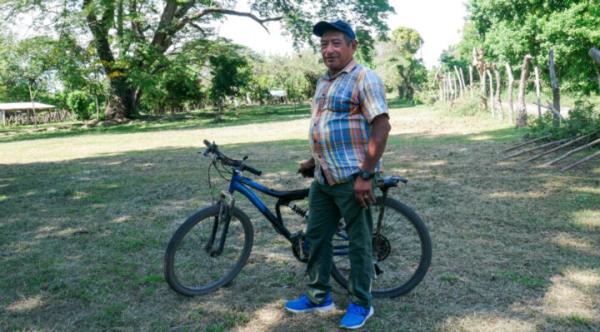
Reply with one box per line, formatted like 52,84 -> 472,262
285,20 -> 391,330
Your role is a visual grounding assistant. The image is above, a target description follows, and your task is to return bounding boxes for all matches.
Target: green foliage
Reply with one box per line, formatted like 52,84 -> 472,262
0,0 -> 394,119
375,26 -> 427,101
464,0 -> 600,94
441,96 -> 481,116
209,45 -> 253,110
66,90 -> 94,120
528,100 -> 600,139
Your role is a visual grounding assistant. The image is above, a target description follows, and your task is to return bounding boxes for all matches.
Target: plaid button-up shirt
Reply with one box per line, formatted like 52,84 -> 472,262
309,59 -> 388,185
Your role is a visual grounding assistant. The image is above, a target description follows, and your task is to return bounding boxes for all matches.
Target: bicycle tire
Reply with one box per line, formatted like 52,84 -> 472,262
331,197 -> 431,298
164,204 -> 254,296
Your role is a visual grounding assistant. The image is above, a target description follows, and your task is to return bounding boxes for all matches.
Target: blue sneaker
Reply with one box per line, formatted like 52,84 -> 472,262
339,303 -> 374,329
285,293 -> 335,313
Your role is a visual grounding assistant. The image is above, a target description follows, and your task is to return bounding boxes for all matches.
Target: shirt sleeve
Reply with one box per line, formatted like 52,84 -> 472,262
358,69 -> 388,123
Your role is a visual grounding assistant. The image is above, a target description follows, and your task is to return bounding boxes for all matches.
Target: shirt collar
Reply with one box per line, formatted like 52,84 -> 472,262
324,59 -> 357,80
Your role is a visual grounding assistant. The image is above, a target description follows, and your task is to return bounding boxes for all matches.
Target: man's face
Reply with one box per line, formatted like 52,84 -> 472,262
320,30 -> 357,73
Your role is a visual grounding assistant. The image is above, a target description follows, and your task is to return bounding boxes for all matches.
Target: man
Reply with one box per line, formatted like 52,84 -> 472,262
285,20 -> 391,330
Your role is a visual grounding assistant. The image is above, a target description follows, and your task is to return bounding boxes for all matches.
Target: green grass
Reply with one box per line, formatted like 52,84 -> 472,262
0,103 -> 311,143
500,270 -> 547,289
1,103 -> 599,331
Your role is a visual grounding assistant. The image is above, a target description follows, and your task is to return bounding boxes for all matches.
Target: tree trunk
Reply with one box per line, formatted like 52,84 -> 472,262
474,48 -> 487,110
450,74 -> 457,100
438,73 -> 444,101
469,66 -> 474,97
95,94 -> 100,120
516,54 -> 532,128
27,83 -> 37,127
487,70 -> 495,116
459,67 -> 467,92
105,76 -> 138,120
454,66 -> 465,97
548,49 -> 561,127
494,68 -> 503,118
534,66 -> 542,119
505,63 -> 515,124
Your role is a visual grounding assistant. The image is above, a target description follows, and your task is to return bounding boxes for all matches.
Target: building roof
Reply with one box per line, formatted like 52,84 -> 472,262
0,102 -> 56,111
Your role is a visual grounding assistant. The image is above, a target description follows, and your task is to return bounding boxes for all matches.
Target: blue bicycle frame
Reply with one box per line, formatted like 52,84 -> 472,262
226,169 -> 351,256
227,169 -> 301,240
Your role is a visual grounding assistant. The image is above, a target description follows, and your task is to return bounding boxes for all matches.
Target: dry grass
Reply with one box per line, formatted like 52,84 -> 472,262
1,105 -> 599,331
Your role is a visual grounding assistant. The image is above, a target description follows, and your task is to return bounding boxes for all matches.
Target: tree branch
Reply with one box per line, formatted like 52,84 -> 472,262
129,0 -> 146,41
178,8 -> 283,33
189,22 -> 208,36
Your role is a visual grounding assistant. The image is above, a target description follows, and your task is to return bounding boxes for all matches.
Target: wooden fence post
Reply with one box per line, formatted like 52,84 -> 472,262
469,66 -> 474,97
487,69 -> 495,116
516,54 -> 532,128
451,73 -> 457,100
454,66 -> 464,97
505,63 -> 515,124
474,48 -> 487,109
534,66 -> 542,119
548,49 -> 561,127
589,47 -> 600,90
494,68 -> 503,119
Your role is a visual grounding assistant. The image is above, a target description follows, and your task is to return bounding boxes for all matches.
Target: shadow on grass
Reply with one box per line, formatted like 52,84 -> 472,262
1,128 -> 599,330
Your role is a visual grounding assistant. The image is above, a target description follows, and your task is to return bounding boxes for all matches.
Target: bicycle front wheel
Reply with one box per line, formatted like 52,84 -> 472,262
164,205 -> 254,296
331,197 -> 432,298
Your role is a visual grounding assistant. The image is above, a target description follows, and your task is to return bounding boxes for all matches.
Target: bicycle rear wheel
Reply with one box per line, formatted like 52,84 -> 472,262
164,205 -> 253,296
331,197 -> 431,298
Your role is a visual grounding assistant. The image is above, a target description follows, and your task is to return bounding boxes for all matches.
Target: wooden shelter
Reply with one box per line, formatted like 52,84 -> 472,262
0,102 -> 59,126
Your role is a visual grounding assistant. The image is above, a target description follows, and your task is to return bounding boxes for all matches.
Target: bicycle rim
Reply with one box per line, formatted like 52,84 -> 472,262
332,197 -> 431,298
164,205 -> 253,296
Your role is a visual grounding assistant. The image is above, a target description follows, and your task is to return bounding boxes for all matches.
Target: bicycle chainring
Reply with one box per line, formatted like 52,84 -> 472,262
372,233 -> 391,262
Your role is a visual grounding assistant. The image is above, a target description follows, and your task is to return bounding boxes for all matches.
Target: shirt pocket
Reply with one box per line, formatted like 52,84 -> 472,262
326,93 -> 359,114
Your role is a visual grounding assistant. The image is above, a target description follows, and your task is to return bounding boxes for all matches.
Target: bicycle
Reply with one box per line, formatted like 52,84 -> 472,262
164,140 -> 432,298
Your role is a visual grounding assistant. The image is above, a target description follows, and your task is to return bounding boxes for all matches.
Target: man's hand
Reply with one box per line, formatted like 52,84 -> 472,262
354,177 -> 375,208
298,158 -> 316,178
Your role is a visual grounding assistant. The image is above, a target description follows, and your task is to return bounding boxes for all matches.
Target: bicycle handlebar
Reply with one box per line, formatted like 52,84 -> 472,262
203,140 -> 263,176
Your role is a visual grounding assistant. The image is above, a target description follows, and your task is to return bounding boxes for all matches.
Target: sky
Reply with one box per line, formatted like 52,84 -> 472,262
218,0 -> 469,68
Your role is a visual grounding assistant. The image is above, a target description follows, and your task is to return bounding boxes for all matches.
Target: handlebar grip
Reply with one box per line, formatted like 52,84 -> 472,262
203,139 -> 211,147
243,164 -> 262,176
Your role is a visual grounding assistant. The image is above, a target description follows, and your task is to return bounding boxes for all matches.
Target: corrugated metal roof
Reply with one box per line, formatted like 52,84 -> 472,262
0,102 -> 56,111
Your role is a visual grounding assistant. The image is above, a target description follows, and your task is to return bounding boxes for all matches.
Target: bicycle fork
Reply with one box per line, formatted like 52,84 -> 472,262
206,191 -> 235,257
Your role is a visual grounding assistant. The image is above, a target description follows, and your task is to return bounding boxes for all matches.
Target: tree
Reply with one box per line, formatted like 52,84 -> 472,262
376,27 -> 427,101
466,0 -> 600,94
209,43 -> 253,115
1,0 -> 394,121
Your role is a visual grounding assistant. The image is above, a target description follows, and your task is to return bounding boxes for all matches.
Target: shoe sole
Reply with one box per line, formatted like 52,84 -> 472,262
285,303 -> 335,314
339,307 -> 374,330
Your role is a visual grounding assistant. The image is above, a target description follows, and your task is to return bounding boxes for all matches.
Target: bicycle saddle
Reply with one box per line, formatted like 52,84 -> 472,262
377,176 -> 408,189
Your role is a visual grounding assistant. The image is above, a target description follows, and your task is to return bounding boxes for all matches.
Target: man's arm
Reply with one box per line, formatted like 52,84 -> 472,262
354,114 -> 391,208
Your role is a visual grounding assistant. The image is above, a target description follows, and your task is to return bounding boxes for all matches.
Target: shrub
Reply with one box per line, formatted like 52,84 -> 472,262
527,99 -> 600,139
66,90 -> 94,120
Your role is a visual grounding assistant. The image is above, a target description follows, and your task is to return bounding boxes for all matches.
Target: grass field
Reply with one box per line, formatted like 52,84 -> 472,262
1,103 -> 599,331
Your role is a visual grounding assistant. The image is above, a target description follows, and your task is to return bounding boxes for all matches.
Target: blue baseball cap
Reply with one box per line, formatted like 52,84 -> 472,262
313,20 -> 356,40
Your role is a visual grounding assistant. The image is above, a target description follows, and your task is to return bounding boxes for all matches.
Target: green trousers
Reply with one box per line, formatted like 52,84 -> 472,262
305,179 -> 374,308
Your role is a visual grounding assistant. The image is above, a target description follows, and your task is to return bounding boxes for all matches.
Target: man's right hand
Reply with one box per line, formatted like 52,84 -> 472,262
298,158 -> 316,178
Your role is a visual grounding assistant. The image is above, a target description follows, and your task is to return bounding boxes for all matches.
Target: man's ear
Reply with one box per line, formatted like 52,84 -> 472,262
351,40 -> 358,52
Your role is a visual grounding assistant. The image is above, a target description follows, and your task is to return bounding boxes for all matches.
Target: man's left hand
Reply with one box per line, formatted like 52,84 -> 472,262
354,177 -> 374,208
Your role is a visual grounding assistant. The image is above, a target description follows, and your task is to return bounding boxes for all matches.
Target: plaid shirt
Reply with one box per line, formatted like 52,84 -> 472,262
309,59 -> 388,185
